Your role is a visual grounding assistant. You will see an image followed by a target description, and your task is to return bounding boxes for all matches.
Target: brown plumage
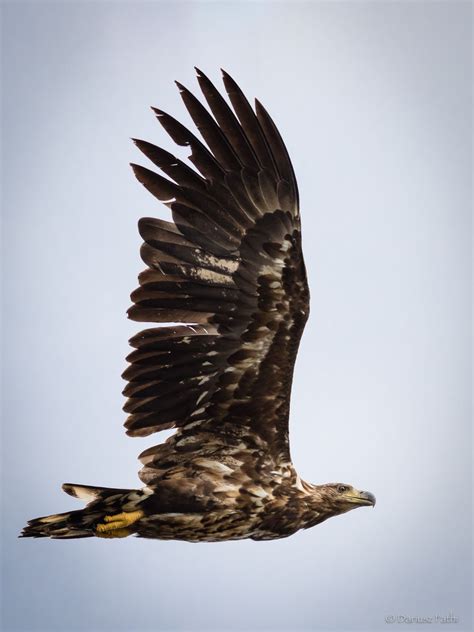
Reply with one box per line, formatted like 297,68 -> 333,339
21,69 -> 375,541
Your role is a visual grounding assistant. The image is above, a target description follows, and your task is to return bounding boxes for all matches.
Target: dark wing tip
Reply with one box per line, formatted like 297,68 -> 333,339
220,68 -> 237,86
195,67 -> 212,83
150,106 -> 165,117
254,98 -> 273,123
131,138 -> 151,151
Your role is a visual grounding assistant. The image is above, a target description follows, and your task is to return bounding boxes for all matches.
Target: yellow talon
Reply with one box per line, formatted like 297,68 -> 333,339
95,510 -> 144,536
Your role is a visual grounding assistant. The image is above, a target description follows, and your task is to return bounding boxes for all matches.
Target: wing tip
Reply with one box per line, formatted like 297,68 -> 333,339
150,106 -> 165,117
130,162 -> 143,178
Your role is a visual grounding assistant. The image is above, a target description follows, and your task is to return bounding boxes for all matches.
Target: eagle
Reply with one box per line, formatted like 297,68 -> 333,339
22,69 -> 375,541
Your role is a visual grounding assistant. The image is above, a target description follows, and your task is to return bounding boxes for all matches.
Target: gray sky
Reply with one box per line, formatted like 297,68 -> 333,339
2,1 -> 472,631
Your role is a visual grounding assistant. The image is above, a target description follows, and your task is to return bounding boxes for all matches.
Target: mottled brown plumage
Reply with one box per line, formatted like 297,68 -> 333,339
21,69 -> 375,541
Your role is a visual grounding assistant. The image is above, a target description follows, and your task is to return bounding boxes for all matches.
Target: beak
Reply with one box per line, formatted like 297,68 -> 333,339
357,490 -> 376,507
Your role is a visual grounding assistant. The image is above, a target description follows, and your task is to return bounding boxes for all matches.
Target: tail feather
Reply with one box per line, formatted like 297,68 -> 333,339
20,509 -> 95,539
21,483 -> 137,539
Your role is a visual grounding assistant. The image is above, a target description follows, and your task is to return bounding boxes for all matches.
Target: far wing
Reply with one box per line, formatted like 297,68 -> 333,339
123,69 -> 309,481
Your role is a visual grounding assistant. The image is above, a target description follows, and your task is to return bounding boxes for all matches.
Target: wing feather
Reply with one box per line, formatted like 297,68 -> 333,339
220,70 -> 279,178
195,67 -> 260,171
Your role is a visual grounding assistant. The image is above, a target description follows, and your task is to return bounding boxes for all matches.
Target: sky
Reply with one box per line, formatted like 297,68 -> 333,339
1,1 -> 472,631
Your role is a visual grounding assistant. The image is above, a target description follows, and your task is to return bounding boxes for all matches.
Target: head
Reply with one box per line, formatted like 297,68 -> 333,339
320,483 -> 375,513
305,483 -> 376,527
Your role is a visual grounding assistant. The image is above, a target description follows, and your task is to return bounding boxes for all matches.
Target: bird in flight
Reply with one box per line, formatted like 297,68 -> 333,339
22,69 -> 375,541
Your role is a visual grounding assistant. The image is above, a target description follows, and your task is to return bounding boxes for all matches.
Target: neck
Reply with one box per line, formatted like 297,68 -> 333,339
300,484 -> 341,530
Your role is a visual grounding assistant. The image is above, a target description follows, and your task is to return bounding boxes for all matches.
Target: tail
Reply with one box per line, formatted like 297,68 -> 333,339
20,483 -> 137,539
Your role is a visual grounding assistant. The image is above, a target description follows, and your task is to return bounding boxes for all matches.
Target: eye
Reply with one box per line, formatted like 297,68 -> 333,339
337,485 -> 348,493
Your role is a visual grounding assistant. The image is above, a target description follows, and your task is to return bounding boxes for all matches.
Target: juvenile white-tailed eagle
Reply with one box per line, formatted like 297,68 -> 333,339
22,69 -> 375,541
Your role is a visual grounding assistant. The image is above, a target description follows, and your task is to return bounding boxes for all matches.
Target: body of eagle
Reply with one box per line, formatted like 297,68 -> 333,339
22,69 -> 375,541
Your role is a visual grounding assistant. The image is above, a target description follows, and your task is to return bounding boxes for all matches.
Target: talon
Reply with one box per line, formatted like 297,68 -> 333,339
104,514 -> 122,523
95,510 -> 144,536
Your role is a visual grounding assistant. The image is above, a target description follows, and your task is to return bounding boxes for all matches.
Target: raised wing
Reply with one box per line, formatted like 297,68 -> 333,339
124,69 -> 309,482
